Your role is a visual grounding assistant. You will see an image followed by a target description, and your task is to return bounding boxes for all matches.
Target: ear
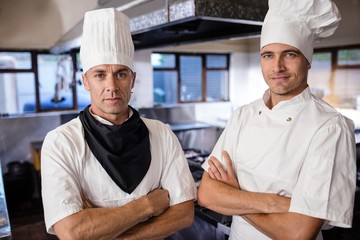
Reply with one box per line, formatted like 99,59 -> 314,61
82,74 -> 90,91
131,72 -> 136,89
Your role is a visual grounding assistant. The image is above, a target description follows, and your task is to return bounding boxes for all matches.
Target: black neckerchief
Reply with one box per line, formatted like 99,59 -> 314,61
79,105 -> 151,194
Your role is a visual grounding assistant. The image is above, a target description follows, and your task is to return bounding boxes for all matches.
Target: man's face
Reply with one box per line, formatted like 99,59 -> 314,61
260,43 -> 311,104
82,64 -> 135,122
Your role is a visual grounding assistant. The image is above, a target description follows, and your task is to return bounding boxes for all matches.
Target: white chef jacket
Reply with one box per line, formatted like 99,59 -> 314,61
202,88 -> 356,240
41,116 -> 196,234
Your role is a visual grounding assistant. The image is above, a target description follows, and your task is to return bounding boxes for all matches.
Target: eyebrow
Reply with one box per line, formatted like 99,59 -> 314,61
91,67 -> 130,73
92,69 -> 106,73
115,68 -> 131,72
261,49 -> 302,56
260,51 -> 273,56
283,49 -> 302,55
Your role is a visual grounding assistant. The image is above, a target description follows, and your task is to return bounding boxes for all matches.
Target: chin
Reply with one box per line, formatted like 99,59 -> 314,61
270,87 -> 289,95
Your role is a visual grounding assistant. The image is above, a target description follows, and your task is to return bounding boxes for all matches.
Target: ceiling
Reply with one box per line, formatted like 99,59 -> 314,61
0,0 -> 359,52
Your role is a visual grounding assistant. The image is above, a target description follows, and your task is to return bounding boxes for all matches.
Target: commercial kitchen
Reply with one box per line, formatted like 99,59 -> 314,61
0,0 -> 360,239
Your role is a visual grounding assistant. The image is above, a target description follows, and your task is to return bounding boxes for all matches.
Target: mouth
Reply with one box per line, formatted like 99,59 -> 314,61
270,75 -> 290,81
104,97 -> 122,103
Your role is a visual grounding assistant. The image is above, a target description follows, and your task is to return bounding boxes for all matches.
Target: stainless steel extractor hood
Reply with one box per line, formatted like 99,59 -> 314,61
50,0 -> 268,53
129,0 -> 267,50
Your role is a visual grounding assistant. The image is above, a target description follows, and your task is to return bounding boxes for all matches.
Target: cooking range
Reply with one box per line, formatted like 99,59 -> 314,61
184,148 -> 209,184
168,149 -> 231,240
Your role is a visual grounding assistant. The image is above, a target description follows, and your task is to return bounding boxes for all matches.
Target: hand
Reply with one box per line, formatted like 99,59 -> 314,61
208,151 -> 240,189
146,188 -> 170,217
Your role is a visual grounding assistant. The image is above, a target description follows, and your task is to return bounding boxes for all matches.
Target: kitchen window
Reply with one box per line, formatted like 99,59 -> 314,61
152,52 -> 229,105
0,52 -> 36,115
0,51 -> 88,115
37,54 -> 75,111
309,45 -> 360,109
37,53 -> 88,112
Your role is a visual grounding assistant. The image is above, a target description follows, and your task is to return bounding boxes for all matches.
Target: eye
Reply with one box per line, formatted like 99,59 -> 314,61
116,72 -> 127,78
284,52 -> 298,58
94,73 -> 105,79
261,53 -> 273,59
115,70 -> 131,79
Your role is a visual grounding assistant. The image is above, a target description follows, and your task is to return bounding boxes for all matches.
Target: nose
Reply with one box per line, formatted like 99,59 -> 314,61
106,75 -> 119,92
272,56 -> 286,73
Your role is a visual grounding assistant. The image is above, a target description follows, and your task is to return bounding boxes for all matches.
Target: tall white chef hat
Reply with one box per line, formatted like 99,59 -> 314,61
80,8 -> 135,73
260,0 -> 341,63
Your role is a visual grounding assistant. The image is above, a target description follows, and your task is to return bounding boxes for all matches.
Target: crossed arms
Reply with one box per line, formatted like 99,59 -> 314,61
197,151 -> 324,240
53,189 -> 194,240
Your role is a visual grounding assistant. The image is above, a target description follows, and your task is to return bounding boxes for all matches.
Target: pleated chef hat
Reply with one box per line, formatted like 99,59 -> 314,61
80,8 -> 135,73
260,0 -> 341,63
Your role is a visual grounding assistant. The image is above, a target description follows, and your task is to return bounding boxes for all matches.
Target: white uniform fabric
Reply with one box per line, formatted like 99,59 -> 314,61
202,87 -> 356,240
41,116 -> 196,234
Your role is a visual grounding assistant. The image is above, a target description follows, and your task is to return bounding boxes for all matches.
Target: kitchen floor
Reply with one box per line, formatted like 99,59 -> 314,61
7,191 -> 360,240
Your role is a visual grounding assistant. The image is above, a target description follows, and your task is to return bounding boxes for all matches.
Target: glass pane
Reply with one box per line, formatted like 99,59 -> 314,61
333,69 -> 360,108
153,71 -> 178,104
308,52 -> 332,99
38,54 -> 74,110
0,73 -> 35,114
0,52 -> 32,69
75,53 -> 90,109
75,71 -> 91,110
151,53 -> 175,69
76,52 -> 82,72
180,56 -> 202,102
338,49 -> 360,66
206,70 -> 228,101
17,73 -> 36,113
206,55 -> 227,68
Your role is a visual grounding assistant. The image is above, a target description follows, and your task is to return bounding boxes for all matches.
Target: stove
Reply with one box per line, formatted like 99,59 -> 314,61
171,148 -> 231,240
184,148 -> 209,184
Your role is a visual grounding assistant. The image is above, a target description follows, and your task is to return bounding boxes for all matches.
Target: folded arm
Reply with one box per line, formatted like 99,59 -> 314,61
118,200 -> 194,240
198,151 -> 324,239
53,188 -> 171,240
243,212 -> 324,240
197,152 -> 289,215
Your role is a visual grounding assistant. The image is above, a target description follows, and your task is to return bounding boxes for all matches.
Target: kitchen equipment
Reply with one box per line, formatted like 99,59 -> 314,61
173,148 -> 232,240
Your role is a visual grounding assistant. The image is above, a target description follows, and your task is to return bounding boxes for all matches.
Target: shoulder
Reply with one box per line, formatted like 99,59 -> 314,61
141,118 -> 179,144
311,96 -> 355,131
44,117 -> 83,145
142,117 -> 171,132
230,99 -> 262,121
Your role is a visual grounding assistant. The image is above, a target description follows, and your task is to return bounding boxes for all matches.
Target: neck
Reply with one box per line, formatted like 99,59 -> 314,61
89,106 -> 130,125
267,85 -> 308,109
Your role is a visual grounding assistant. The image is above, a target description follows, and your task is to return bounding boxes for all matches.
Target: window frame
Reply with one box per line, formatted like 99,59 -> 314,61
313,44 -> 360,108
152,52 -> 230,104
0,49 -> 80,113
0,50 -> 40,112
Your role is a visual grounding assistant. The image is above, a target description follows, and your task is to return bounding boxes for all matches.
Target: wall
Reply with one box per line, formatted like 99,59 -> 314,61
315,0 -> 360,48
0,0 -> 98,49
229,51 -> 267,108
0,114 -> 61,173
132,49 -> 154,108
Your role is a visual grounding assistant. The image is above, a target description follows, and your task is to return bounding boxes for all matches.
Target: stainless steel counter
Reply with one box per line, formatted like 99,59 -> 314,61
169,122 -> 217,132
